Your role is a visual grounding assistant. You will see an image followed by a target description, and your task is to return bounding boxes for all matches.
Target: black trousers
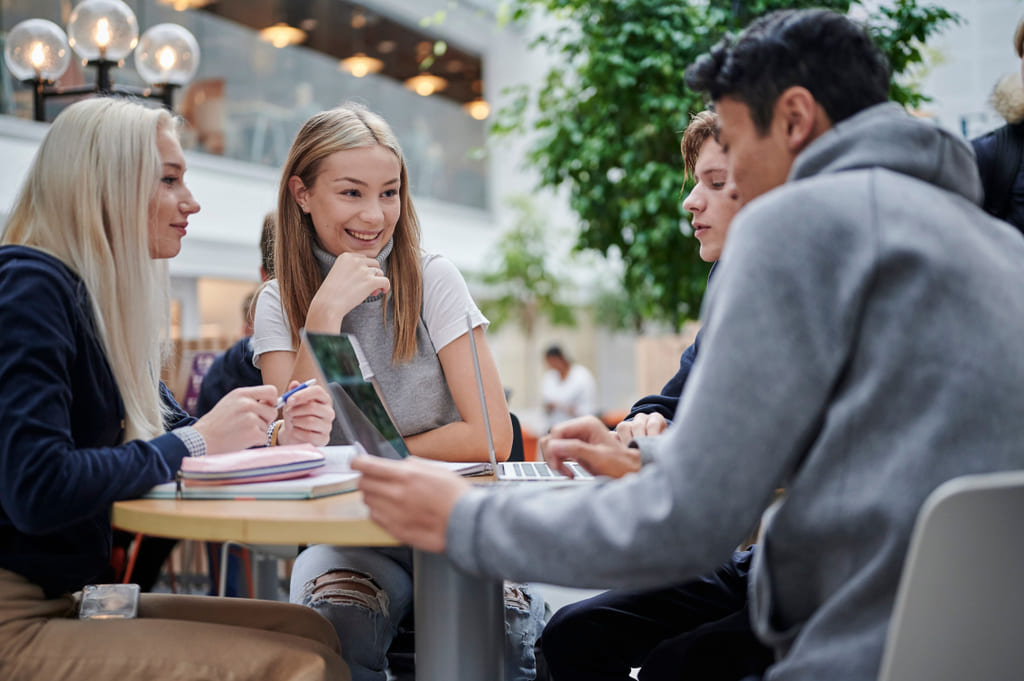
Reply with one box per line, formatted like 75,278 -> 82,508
540,548 -> 772,681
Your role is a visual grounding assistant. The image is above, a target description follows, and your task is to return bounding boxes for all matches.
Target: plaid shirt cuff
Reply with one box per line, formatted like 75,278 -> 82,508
172,426 -> 207,458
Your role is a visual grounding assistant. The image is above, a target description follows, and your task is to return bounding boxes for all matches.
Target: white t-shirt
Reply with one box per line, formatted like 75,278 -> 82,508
540,364 -> 597,431
252,254 -> 487,368
252,253 -> 488,438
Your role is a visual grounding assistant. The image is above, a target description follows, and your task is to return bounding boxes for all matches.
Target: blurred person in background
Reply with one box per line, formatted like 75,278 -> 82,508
971,16 -> 1024,234
541,344 -> 597,432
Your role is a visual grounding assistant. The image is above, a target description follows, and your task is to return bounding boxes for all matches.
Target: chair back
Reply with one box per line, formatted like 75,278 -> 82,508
509,412 -> 525,462
877,470 -> 1024,681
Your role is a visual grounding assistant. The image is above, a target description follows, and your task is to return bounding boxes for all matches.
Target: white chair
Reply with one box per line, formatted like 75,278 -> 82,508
877,470 -> 1024,681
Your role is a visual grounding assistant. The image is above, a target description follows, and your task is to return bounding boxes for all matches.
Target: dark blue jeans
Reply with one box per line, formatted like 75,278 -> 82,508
540,548 -> 772,681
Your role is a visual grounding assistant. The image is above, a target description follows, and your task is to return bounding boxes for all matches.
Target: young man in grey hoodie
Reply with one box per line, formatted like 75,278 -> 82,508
354,9 -> 1024,681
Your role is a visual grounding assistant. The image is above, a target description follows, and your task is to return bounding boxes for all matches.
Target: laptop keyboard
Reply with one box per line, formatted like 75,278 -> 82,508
511,461 -> 594,480
513,462 -> 552,477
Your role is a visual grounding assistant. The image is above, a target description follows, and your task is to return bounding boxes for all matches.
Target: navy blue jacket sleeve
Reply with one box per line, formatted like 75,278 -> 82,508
0,258 -> 190,536
161,381 -> 195,429
624,328 -> 702,423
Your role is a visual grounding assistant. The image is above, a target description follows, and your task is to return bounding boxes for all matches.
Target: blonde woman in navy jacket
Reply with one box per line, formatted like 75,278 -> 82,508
0,98 -> 348,681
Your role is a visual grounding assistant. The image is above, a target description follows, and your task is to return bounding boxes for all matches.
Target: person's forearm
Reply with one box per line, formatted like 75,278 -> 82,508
404,418 -> 512,462
303,301 -> 345,335
259,349 -> 313,395
445,454 -> 737,589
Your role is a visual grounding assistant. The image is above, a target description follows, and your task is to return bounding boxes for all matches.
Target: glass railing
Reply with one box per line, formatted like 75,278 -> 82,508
0,0 -> 488,210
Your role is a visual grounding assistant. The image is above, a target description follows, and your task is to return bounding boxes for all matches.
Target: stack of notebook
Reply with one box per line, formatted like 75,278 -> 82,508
144,445 -> 362,500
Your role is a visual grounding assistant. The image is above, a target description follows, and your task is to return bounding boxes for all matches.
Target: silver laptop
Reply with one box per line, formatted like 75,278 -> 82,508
464,311 -> 594,483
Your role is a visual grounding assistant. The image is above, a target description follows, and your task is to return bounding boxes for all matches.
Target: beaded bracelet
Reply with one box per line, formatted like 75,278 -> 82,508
266,419 -> 284,447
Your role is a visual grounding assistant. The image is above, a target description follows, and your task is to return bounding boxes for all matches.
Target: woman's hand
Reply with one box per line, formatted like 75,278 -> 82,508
193,385 -> 278,454
278,382 -> 334,447
305,252 -> 391,333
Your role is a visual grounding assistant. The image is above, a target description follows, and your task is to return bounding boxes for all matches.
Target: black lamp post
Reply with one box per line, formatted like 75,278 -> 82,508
4,0 -> 200,122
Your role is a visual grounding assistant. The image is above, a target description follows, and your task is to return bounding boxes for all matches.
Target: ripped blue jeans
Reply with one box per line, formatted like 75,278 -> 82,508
291,544 -> 545,681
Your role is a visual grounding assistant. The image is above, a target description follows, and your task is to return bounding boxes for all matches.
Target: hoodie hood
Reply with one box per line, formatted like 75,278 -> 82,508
788,102 -> 983,207
989,73 -> 1024,124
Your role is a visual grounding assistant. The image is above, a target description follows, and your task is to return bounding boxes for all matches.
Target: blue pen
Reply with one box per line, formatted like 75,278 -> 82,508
275,378 -> 317,409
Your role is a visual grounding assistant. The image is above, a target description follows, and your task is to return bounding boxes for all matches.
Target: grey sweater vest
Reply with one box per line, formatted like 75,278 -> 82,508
313,240 -> 461,440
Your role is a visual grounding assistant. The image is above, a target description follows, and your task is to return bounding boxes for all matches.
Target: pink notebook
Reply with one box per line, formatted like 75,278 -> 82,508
179,444 -> 325,486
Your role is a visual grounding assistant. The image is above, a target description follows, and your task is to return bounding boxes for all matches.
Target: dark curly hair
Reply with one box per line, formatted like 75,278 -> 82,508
685,9 -> 890,134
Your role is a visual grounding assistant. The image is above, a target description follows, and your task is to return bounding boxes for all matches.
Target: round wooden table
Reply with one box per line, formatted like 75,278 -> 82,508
112,493 -> 504,681
112,492 -> 399,546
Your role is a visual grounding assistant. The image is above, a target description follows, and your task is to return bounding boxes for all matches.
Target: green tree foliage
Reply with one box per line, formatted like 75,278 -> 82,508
474,194 -> 579,402
493,0 -> 958,329
476,194 -> 577,336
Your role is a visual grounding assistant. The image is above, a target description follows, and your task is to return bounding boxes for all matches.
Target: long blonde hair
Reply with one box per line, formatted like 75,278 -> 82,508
2,98 -> 172,442
276,103 -> 423,362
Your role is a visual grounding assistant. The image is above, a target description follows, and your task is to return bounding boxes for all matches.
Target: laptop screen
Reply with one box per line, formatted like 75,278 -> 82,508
302,330 -> 410,459
464,310 -> 498,471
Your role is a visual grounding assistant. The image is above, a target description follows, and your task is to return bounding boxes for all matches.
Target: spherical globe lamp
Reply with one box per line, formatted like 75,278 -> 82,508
135,23 -> 200,86
67,0 -> 139,62
4,19 -> 71,82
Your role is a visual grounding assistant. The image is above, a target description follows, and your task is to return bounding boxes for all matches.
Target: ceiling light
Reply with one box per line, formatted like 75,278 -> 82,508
339,52 -> 384,78
258,22 -> 306,49
404,73 -> 447,97
156,0 -> 213,10
464,98 -> 490,120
